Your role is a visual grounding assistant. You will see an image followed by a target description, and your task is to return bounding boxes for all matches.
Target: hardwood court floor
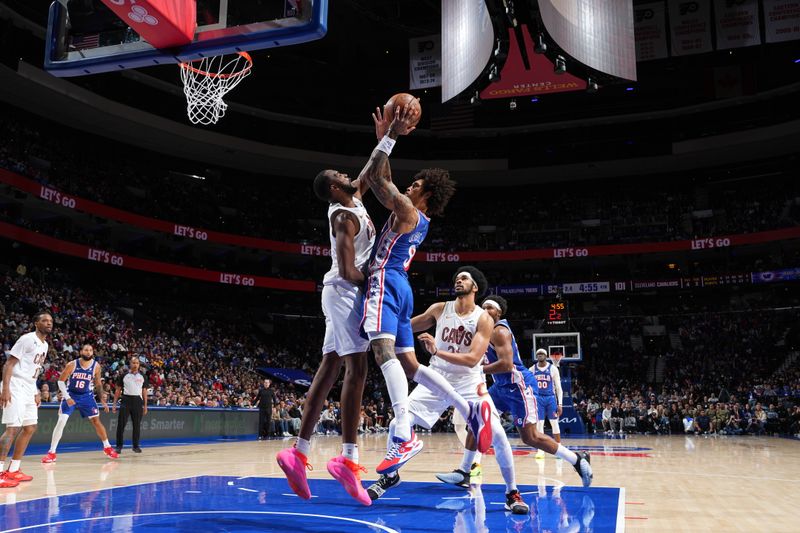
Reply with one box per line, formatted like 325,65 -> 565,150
1,433 -> 798,532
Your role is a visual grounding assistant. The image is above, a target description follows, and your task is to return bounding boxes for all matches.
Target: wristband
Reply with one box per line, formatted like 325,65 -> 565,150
432,346 -> 438,356
376,135 -> 396,155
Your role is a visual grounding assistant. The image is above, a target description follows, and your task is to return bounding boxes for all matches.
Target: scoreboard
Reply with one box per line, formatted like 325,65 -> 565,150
545,301 -> 569,330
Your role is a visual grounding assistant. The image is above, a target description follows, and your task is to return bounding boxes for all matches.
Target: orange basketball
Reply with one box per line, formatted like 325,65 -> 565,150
384,93 -> 421,127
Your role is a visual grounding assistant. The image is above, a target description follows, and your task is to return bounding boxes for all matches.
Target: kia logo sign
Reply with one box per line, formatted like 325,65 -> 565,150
559,417 -> 578,424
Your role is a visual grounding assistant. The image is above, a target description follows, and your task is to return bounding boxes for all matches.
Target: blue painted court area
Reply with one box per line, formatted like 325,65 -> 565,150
0,476 -> 622,532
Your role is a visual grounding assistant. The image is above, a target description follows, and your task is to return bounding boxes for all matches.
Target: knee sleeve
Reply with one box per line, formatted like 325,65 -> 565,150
549,418 -> 561,435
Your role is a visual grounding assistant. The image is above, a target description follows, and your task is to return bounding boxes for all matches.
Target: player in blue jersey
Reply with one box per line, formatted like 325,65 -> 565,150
532,347 -> 564,458
440,295 -> 592,488
358,105 -> 492,477
41,344 -> 118,463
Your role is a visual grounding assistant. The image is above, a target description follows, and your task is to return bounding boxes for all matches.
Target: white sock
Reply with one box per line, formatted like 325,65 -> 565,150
50,414 -> 69,454
491,421 -> 517,493
459,449 -> 477,472
413,366 -> 470,420
102,439 -> 111,448
9,459 -> 21,472
474,451 -> 483,465
342,443 -> 358,463
296,437 -> 311,456
555,444 -> 578,465
380,359 -> 410,441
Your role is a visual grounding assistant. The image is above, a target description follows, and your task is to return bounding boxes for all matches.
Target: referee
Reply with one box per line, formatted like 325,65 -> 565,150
112,356 -> 148,453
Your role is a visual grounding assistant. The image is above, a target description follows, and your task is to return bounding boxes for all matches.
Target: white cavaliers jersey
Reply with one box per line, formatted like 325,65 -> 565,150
323,197 -> 376,286
8,331 -> 48,385
429,300 -> 485,377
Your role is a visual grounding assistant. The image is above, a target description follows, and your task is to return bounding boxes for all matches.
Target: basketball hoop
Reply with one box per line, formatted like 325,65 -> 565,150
550,353 -> 564,367
179,52 -> 253,125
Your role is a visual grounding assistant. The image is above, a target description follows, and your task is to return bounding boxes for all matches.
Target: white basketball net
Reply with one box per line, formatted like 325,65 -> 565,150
180,52 -> 253,125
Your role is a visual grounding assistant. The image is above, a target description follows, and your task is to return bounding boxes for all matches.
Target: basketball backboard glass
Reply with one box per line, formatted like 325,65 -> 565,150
45,0 -> 327,77
533,332 -> 582,362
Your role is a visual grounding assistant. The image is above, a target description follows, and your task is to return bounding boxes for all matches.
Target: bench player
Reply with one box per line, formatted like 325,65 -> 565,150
41,344 -> 118,463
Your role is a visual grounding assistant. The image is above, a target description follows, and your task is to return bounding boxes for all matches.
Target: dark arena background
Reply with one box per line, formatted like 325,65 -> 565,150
0,1 -> 798,531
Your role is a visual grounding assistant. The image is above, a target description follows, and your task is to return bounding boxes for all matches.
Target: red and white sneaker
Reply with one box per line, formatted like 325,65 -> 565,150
41,452 -> 57,464
4,470 -> 33,482
276,447 -> 313,499
327,456 -> 371,506
103,447 -> 119,459
0,471 -> 19,488
376,431 -> 424,475
467,400 -> 493,454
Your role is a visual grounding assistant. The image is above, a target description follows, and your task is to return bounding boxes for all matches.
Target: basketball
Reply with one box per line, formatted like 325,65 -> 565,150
384,93 -> 421,126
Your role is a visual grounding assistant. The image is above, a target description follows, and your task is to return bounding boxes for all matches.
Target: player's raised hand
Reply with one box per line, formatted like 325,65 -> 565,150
388,102 -> 419,136
417,332 -> 436,354
372,106 -> 390,140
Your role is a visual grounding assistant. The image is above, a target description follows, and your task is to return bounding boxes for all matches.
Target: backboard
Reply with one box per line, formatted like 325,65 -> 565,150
45,0 -> 328,77
532,332 -> 582,362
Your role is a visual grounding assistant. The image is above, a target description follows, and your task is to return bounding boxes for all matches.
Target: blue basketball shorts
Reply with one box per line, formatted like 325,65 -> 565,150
359,269 -> 415,352
60,393 -> 100,418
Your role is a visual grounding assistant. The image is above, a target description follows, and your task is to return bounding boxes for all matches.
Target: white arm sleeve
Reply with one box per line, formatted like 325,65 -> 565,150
57,380 -> 71,400
551,364 -> 563,405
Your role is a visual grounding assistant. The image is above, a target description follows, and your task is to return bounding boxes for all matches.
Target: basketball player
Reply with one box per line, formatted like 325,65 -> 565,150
532,347 -> 564,459
41,344 -> 118,463
359,107 -> 492,476
276,104 -> 418,506
438,295 -> 592,487
0,311 -> 51,487
368,268 -> 528,514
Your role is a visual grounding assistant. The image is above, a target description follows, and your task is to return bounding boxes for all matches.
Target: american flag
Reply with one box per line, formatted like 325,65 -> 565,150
70,34 -> 100,51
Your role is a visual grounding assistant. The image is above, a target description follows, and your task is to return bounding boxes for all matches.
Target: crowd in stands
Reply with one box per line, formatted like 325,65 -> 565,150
2,263 -> 799,440
1,108 -> 798,254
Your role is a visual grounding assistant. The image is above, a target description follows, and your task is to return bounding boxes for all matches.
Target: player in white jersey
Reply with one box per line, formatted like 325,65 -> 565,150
277,110 -> 404,506
0,311 -> 52,487
367,267 -> 528,514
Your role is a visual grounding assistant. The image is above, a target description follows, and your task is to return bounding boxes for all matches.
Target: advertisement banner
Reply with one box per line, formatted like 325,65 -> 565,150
479,25 -> 587,100
763,0 -> 800,43
752,268 -> 800,284
714,0 -> 761,49
0,221 -> 315,292
634,1 -> 669,61
409,35 -> 442,89
257,368 -> 313,387
669,0 -> 713,55
631,279 -> 682,290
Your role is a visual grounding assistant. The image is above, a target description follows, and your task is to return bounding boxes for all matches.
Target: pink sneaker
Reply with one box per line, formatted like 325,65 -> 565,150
276,447 -> 312,499
41,452 -> 57,464
327,456 -> 372,506
103,447 -> 119,459
376,431 -> 424,475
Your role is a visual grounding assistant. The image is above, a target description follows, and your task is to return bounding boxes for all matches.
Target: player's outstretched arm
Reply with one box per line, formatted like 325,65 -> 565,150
332,211 -> 365,284
411,302 -> 445,333
482,326 -> 515,375
418,312 -> 494,368
351,106 -> 396,199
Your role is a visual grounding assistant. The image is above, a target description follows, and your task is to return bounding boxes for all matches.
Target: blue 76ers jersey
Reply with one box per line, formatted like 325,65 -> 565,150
533,362 -> 555,396
68,359 -> 96,396
368,210 -> 429,273
485,320 -> 532,386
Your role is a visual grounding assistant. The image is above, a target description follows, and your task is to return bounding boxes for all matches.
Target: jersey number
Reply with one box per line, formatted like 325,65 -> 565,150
403,245 -> 417,271
537,381 -> 549,389
74,381 -> 87,390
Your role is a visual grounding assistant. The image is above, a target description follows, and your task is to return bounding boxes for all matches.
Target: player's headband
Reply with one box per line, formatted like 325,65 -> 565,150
456,271 -> 476,287
536,349 -> 548,356
483,299 -> 502,311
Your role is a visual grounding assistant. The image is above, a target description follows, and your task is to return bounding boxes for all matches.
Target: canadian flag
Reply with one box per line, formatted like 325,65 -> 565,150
100,0 -> 196,49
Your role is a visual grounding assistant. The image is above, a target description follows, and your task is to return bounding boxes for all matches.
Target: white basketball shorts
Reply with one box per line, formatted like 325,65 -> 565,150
1,378 -> 38,427
321,283 -> 370,356
408,370 -> 499,429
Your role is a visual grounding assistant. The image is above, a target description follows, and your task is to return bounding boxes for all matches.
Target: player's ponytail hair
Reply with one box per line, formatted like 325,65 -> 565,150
417,168 -> 456,217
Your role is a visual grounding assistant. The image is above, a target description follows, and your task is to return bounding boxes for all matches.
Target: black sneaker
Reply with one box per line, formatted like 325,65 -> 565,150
434,468 -> 469,489
573,451 -> 593,487
505,489 -> 529,515
366,473 -> 400,501
132,447 -> 143,454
